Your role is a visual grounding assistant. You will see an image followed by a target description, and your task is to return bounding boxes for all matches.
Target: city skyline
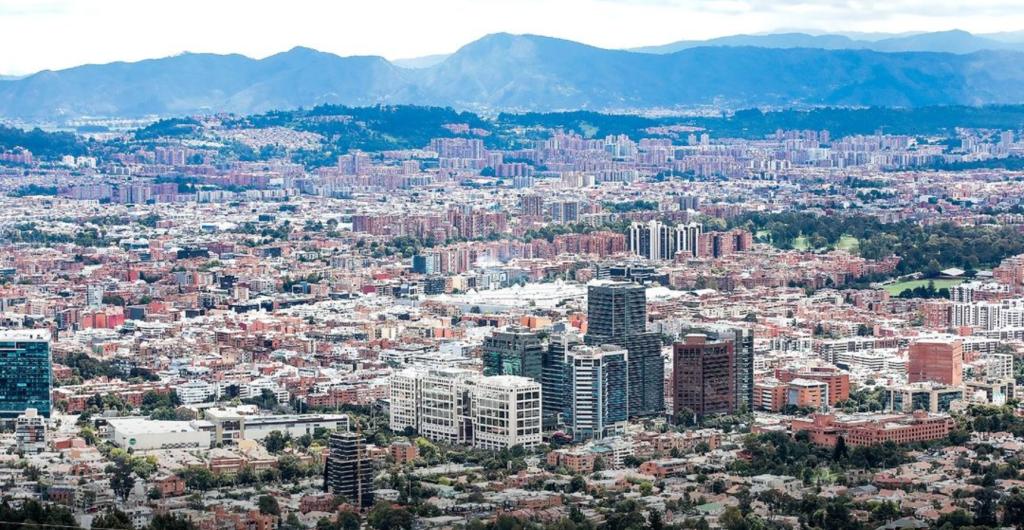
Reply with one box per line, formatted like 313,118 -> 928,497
2,0 -> 1024,75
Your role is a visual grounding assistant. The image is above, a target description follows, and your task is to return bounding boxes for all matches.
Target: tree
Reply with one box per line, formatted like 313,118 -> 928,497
107,457 -> 136,501
832,436 -> 848,461
975,488 -> 999,527
335,511 -> 362,530
1002,493 -> 1024,527
258,495 -> 281,516
366,502 -> 413,530
648,510 -> 664,530
264,430 -> 290,453
149,513 -> 199,530
92,509 -> 134,530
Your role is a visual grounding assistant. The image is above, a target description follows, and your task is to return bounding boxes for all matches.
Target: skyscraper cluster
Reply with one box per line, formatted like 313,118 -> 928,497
585,281 -> 664,417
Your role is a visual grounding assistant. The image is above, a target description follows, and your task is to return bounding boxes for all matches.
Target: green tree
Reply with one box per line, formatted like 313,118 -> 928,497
92,509 -> 134,530
107,457 -> 136,501
258,495 -> 280,516
264,430 -> 290,453
366,502 -> 413,530
148,513 -> 199,530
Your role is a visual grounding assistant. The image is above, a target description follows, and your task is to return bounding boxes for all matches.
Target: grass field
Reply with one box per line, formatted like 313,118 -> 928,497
836,235 -> 859,251
882,278 -> 963,295
790,234 -> 858,252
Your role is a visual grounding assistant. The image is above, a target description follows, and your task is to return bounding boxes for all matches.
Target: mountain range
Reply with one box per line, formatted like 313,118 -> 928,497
630,29 -> 1024,54
5,31 -> 1024,121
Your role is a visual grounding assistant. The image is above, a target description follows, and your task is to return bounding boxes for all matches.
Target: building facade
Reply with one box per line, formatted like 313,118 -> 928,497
672,334 -> 736,419
564,345 -> 629,441
0,330 -> 51,418
908,339 -> 963,386
482,326 -> 544,381
324,432 -> 374,509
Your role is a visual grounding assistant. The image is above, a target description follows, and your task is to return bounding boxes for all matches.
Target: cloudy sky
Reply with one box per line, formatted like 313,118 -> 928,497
2,0 -> 1024,74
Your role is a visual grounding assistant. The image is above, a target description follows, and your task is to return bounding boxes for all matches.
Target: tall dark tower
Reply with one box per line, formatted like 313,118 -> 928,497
324,432 -> 374,509
585,281 -> 664,417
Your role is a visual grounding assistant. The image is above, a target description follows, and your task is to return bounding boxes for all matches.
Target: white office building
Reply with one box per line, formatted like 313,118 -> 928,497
472,376 -> 542,451
388,368 -> 542,450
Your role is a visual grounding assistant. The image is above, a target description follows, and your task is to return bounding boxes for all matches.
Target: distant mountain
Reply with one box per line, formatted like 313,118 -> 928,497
5,33 -> 1024,120
393,54 -> 451,69
0,48 -> 412,120
632,33 -> 861,54
418,34 -> 1024,109
634,29 -> 1024,55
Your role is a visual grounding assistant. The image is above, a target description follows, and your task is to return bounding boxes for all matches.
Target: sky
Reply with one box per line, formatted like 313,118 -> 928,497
2,0 -> 1024,75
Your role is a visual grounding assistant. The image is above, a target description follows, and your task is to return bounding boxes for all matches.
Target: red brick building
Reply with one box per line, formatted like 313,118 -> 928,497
907,339 -> 963,386
790,412 -> 954,447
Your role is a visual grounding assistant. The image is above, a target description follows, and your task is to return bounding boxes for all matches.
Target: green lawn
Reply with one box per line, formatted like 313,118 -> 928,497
836,235 -> 860,252
882,278 -> 963,295
790,234 -> 858,252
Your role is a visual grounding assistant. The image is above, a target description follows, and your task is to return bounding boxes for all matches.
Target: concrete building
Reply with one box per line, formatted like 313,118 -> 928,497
388,367 -> 541,450
628,220 -> 701,260
203,407 -> 348,446
107,418 -> 212,450
472,376 -> 542,451
883,382 -> 964,413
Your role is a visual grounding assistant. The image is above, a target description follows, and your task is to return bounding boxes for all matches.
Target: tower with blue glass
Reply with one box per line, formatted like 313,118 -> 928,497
0,330 -> 52,418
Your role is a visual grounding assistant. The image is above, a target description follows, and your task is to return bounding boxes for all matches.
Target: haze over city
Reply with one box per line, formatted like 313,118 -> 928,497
6,2 -> 1024,530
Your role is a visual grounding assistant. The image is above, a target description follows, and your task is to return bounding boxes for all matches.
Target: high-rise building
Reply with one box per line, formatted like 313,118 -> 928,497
672,334 -> 736,420
324,431 -> 374,509
585,281 -> 664,417
587,281 -> 646,338
628,220 -> 701,261
731,328 -> 754,412
908,339 -> 963,386
482,326 -> 543,381
411,254 -> 439,275
417,368 -> 474,445
0,330 -> 52,418
689,326 -> 755,412
521,194 -> 544,217
564,345 -> 629,441
472,376 -> 543,451
542,331 -> 582,428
